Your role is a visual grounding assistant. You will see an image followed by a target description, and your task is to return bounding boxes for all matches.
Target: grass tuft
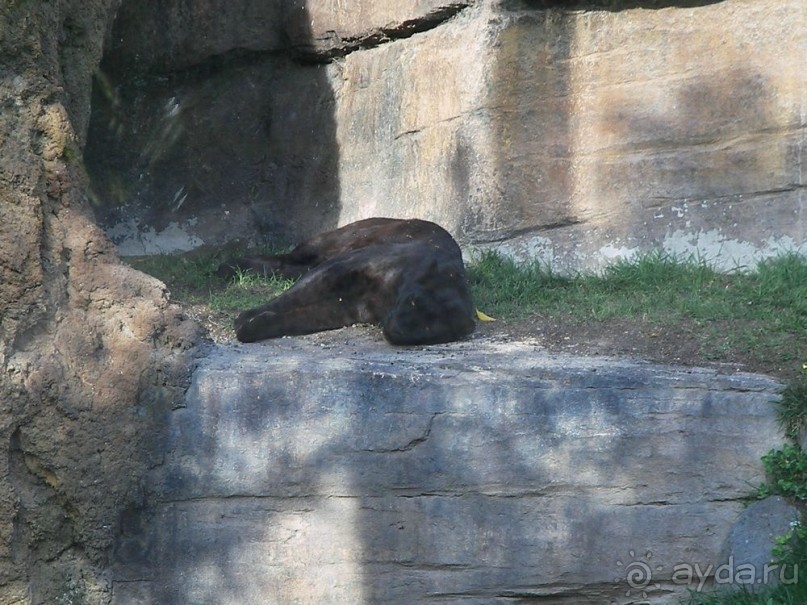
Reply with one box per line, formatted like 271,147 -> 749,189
209,270 -> 295,313
126,251 -> 294,318
778,378 -> 807,441
468,250 -> 572,316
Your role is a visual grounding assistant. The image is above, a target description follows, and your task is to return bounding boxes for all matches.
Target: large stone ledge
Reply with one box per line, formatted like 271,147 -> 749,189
110,334 -> 784,604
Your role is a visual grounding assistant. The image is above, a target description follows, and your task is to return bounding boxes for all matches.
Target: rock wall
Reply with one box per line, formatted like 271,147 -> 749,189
0,2 -> 199,603
325,0 -> 806,271
111,337 -> 786,604
86,0 -> 805,271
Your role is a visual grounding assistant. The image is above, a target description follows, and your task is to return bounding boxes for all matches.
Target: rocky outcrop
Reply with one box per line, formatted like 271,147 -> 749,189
112,335 -> 784,604
0,2 -> 199,603
86,0 -> 805,271
285,0 -> 473,60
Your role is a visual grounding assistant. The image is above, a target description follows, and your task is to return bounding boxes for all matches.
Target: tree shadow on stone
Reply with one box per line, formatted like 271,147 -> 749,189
108,338 -> 778,604
588,68 -> 800,259
487,1 -> 801,271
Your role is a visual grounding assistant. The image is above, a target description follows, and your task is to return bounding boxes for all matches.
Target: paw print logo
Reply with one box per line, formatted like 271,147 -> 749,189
614,550 -> 663,601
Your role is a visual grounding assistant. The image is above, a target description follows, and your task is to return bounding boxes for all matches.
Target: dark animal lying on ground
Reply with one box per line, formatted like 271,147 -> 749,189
218,217 -> 476,345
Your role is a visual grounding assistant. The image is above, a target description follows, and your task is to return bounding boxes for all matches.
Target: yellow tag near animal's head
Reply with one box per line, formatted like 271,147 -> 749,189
476,309 -> 496,322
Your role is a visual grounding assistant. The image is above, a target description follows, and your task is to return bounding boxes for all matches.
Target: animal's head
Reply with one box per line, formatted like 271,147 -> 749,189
382,279 -> 474,345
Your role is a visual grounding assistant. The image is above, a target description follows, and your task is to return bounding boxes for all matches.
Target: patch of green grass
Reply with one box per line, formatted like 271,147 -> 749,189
467,250 -> 573,316
469,250 -> 807,324
468,250 -> 806,377
758,443 -> 807,502
126,250 -> 294,316
209,270 -> 295,313
469,249 -> 725,320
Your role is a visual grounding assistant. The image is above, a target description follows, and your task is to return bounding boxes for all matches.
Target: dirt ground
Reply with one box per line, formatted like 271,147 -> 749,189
476,315 -> 754,374
184,302 -> 787,379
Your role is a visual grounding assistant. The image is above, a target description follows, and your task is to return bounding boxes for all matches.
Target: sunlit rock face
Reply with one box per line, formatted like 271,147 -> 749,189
324,0 -> 805,272
87,0 -> 804,271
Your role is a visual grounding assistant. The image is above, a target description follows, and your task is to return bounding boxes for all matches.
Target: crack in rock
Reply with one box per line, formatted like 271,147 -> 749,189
364,412 -> 442,453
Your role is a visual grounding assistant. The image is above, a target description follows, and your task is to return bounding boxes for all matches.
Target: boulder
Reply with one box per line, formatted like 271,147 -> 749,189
112,333 -> 784,604
718,496 -> 801,591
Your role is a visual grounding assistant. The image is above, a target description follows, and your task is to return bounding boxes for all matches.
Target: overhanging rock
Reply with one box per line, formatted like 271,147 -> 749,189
112,334 -> 783,604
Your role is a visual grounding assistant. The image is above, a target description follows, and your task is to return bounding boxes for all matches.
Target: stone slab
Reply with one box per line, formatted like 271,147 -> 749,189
111,333 -> 784,604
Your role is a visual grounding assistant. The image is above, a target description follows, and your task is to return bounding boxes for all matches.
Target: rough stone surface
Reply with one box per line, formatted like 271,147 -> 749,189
111,334 -> 784,604
285,0 -> 473,59
101,0 -> 284,75
331,0 -> 806,271
0,2 -> 199,603
86,0 -> 341,252
86,0 -> 805,271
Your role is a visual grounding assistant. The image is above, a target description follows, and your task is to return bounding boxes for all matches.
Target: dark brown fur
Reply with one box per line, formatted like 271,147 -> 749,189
218,218 -> 476,345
